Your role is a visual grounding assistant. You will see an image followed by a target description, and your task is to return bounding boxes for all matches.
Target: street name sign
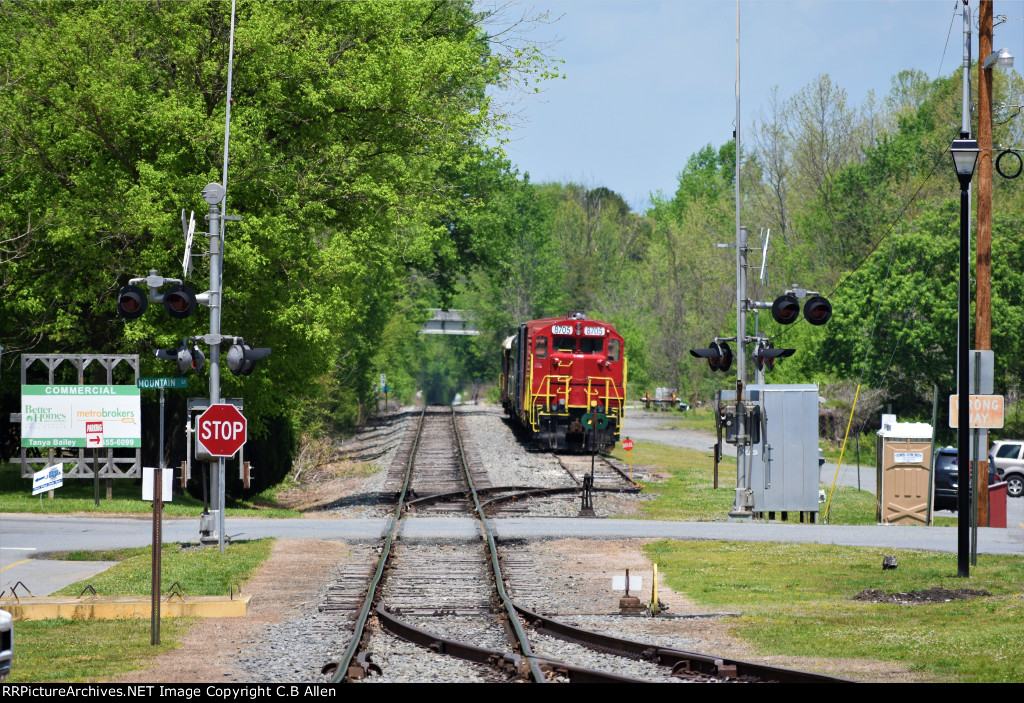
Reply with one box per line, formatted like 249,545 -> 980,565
138,377 -> 189,390
196,404 -> 247,457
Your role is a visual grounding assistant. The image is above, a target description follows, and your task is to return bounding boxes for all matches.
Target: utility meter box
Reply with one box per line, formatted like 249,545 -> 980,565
876,422 -> 933,525
720,384 -> 820,518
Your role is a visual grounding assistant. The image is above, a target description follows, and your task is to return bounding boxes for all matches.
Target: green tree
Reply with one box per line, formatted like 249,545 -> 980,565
0,2 -> 552,441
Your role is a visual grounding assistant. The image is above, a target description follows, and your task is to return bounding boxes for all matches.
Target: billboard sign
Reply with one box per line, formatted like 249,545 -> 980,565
20,385 -> 142,448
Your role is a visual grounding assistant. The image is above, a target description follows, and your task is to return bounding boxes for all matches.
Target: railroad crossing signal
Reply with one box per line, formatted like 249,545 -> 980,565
751,339 -> 795,372
689,340 -> 733,373
196,404 -> 247,458
116,285 -> 149,320
770,290 -> 832,326
116,273 -> 198,320
155,341 -> 205,375
226,342 -> 271,376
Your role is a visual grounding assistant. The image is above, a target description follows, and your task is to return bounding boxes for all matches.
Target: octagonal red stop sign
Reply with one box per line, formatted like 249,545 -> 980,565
197,404 -> 247,457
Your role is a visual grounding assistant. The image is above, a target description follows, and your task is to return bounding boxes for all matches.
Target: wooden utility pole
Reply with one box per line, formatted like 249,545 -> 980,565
976,0 -> 993,526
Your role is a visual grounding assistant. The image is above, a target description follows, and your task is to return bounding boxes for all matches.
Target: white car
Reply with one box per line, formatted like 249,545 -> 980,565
0,609 -> 11,681
990,440 -> 1024,498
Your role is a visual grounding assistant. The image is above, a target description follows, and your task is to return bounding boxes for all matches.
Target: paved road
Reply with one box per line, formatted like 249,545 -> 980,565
2,407 -> 1021,596
2,511 -> 1022,596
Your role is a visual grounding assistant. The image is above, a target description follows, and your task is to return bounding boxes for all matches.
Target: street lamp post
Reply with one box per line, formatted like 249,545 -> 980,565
951,137 -> 980,578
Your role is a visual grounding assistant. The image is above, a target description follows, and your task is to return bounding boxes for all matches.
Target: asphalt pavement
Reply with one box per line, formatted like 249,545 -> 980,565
2,406 -> 1022,597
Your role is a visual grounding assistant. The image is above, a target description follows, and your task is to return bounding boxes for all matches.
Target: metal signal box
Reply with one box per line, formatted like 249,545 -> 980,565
722,403 -> 761,445
720,384 -> 820,517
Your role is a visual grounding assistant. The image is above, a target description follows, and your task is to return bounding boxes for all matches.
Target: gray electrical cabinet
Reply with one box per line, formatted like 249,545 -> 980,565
720,384 -> 820,519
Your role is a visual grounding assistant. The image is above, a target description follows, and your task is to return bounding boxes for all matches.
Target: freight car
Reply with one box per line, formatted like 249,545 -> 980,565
500,311 -> 626,451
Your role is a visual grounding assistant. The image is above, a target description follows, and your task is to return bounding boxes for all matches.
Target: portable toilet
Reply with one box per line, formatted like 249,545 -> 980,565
876,422 -> 933,525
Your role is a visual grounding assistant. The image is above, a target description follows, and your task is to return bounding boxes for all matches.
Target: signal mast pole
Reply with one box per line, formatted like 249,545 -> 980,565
199,0 -> 237,552
730,0 -> 752,520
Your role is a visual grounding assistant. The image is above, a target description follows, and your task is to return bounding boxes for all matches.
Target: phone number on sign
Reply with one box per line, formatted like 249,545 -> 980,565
99,437 -> 139,447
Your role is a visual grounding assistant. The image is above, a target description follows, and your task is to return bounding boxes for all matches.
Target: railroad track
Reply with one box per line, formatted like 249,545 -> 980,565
554,450 -> 638,489
319,405 -> 852,684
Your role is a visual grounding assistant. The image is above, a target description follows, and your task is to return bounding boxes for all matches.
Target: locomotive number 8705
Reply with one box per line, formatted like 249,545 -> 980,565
499,311 -> 626,451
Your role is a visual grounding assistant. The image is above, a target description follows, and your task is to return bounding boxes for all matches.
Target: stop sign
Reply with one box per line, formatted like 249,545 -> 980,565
197,404 -> 247,457
622,438 -> 634,451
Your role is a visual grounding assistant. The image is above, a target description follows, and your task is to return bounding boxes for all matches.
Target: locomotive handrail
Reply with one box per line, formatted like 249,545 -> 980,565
526,352 -> 535,429
586,376 -> 625,420
539,374 -> 571,412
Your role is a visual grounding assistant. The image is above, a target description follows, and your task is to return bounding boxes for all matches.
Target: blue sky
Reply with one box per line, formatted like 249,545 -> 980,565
485,0 -> 1024,211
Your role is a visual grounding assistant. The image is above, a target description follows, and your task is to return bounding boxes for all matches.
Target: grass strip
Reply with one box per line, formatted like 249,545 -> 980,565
0,462 -> 300,517
645,540 -> 1024,683
6,539 -> 274,683
609,440 -> 962,526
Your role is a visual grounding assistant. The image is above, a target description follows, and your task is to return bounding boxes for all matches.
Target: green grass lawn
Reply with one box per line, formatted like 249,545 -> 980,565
645,540 -> 1024,682
610,440 -> 966,527
7,539 -> 273,683
0,462 -> 300,517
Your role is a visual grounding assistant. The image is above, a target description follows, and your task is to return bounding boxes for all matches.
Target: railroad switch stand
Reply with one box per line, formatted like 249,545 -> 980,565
579,472 -> 595,517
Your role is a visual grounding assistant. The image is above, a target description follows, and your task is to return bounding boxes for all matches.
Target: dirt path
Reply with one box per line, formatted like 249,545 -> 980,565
115,540 -> 347,683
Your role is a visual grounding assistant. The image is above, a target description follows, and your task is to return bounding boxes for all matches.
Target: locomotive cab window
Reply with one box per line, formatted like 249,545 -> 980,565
535,336 -> 548,359
579,337 -> 604,354
553,336 -> 575,352
607,338 -> 620,361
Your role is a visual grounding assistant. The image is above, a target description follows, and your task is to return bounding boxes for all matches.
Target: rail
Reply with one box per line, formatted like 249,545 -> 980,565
452,407 -> 548,683
331,405 -> 425,682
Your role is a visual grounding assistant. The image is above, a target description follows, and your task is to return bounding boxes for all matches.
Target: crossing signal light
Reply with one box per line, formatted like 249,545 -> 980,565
690,341 -> 733,373
163,284 -> 197,319
155,341 -> 205,375
116,285 -> 148,320
226,342 -> 271,376
803,295 -> 833,325
751,340 -> 795,372
771,294 -> 800,325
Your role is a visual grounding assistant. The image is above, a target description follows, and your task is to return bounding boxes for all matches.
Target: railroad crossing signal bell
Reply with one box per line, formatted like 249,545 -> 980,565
689,341 -> 734,373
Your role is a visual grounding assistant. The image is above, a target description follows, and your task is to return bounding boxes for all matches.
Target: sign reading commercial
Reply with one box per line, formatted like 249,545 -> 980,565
20,385 -> 142,448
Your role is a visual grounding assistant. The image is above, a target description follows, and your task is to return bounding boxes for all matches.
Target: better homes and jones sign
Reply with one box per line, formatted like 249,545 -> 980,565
20,385 -> 142,448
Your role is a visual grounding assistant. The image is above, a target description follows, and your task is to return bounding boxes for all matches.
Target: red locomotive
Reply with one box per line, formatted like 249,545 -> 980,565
500,311 -> 626,450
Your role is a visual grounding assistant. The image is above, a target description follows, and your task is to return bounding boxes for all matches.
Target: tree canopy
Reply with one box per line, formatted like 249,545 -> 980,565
0,1 -> 552,441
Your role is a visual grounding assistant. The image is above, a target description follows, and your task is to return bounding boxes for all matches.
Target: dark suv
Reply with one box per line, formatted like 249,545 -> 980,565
932,447 -> 999,512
